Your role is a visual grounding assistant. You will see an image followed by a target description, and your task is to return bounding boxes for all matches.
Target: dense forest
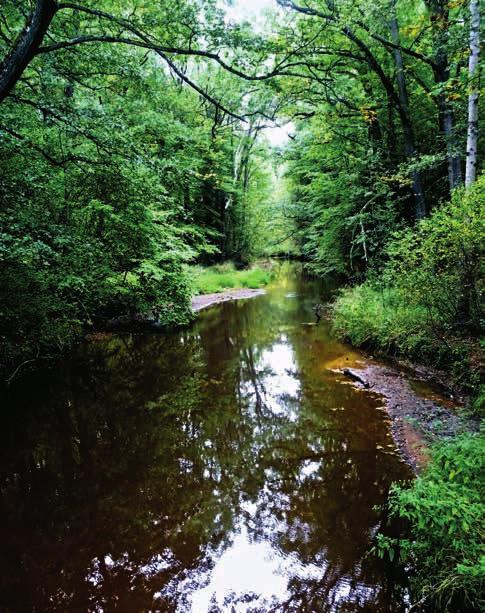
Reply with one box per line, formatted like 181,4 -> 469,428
0,0 -> 482,373
0,0 -> 483,611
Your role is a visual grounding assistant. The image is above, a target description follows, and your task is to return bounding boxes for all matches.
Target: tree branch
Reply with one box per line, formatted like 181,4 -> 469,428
0,124 -> 101,166
0,0 -> 58,103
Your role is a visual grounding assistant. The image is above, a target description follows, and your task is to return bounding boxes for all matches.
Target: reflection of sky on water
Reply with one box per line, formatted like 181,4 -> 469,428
188,526 -> 324,612
154,335 -> 317,611
241,335 -> 300,421
149,329 -> 390,612
158,494 -> 326,613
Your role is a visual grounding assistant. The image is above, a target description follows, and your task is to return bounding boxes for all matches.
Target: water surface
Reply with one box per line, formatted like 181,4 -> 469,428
0,266 -> 411,612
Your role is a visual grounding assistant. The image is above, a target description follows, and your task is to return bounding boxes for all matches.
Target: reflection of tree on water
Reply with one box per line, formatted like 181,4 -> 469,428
235,365 -> 407,608
0,267 -> 409,611
0,331 -> 255,610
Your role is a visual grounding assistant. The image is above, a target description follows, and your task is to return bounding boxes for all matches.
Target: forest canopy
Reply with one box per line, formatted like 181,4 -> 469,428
0,0 -> 482,374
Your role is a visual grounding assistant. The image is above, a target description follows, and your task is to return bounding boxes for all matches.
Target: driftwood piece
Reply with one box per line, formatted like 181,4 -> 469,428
343,368 -> 370,388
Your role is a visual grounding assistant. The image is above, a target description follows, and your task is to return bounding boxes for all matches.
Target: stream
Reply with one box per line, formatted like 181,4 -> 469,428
0,265 -> 412,612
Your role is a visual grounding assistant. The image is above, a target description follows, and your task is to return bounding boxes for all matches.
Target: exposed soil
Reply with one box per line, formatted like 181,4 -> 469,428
191,288 -> 266,312
339,361 -> 476,473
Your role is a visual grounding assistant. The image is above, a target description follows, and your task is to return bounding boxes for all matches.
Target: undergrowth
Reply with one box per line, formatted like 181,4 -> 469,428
332,177 -> 484,396
377,434 -> 485,612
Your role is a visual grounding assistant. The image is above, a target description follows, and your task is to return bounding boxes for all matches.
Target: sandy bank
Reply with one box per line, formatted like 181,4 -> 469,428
339,361 -> 474,473
191,288 -> 265,312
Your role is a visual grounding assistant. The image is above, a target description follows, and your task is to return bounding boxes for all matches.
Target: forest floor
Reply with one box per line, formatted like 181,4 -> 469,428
340,360 -> 478,473
191,288 -> 265,312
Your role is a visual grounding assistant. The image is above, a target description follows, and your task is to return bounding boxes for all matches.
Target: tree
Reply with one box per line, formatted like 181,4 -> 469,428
0,0 -> 297,117
0,0 -> 58,103
276,0 -> 429,218
465,0 -> 480,186
389,0 -> 425,217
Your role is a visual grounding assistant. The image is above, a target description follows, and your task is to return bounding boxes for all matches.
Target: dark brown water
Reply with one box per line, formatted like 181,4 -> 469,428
0,265 -> 411,612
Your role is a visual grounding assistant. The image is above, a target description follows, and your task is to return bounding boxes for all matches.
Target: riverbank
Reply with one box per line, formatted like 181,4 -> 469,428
192,288 -> 265,312
339,359 -> 477,473
189,261 -> 275,295
334,341 -> 483,611
189,265 -> 476,473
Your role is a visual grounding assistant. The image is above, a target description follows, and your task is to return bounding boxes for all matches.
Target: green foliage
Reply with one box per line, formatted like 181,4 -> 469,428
471,385 -> 485,418
277,0 -> 482,282
332,176 -> 484,389
332,284 -> 431,356
384,176 -> 484,333
377,434 -> 485,612
284,122 -> 402,278
0,1 -> 286,373
189,262 -> 274,295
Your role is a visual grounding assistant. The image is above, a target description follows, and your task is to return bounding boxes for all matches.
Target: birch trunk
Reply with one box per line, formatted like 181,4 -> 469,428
465,0 -> 480,186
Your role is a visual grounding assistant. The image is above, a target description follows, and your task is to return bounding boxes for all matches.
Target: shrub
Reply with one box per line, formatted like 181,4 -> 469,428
383,176 -> 484,334
332,284 -> 432,357
332,175 -> 484,387
377,434 -> 485,612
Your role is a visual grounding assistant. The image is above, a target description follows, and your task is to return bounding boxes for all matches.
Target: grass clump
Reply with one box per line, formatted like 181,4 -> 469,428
190,261 -> 275,295
332,284 -> 432,358
377,434 -> 485,612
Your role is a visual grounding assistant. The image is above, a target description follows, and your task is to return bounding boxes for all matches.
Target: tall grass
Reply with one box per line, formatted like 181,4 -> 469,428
331,283 -> 436,359
189,262 -> 274,295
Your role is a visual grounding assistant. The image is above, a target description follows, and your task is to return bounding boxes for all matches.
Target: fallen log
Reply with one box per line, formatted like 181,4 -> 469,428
343,368 -> 370,388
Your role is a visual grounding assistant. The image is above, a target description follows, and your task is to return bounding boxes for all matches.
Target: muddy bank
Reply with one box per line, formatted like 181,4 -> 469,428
191,288 -> 265,312
340,361 -> 476,473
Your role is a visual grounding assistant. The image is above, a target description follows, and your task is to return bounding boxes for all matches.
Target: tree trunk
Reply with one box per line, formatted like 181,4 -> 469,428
386,95 -> 397,164
442,103 -> 462,189
0,0 -> 57,103
425,0 -> 462,190
390,1 -> 426,219
465,0 -> 480,186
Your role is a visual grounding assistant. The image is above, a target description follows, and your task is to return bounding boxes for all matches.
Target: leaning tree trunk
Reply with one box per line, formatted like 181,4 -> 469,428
390,1 -> 426,219
465,0 -> 480,186
0,0 -> 57,103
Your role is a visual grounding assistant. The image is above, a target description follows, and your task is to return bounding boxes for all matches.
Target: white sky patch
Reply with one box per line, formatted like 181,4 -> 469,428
265,121 -> 295,147
224,0 -> 276,27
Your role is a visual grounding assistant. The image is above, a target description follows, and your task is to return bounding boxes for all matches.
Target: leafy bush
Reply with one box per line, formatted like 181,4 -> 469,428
471,385 -> 485,418
332,176 -> 484,387
383,176 -> 484,334
332,284 -> 432,357
377,434 -> 485,612
0,151 -> 195,371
